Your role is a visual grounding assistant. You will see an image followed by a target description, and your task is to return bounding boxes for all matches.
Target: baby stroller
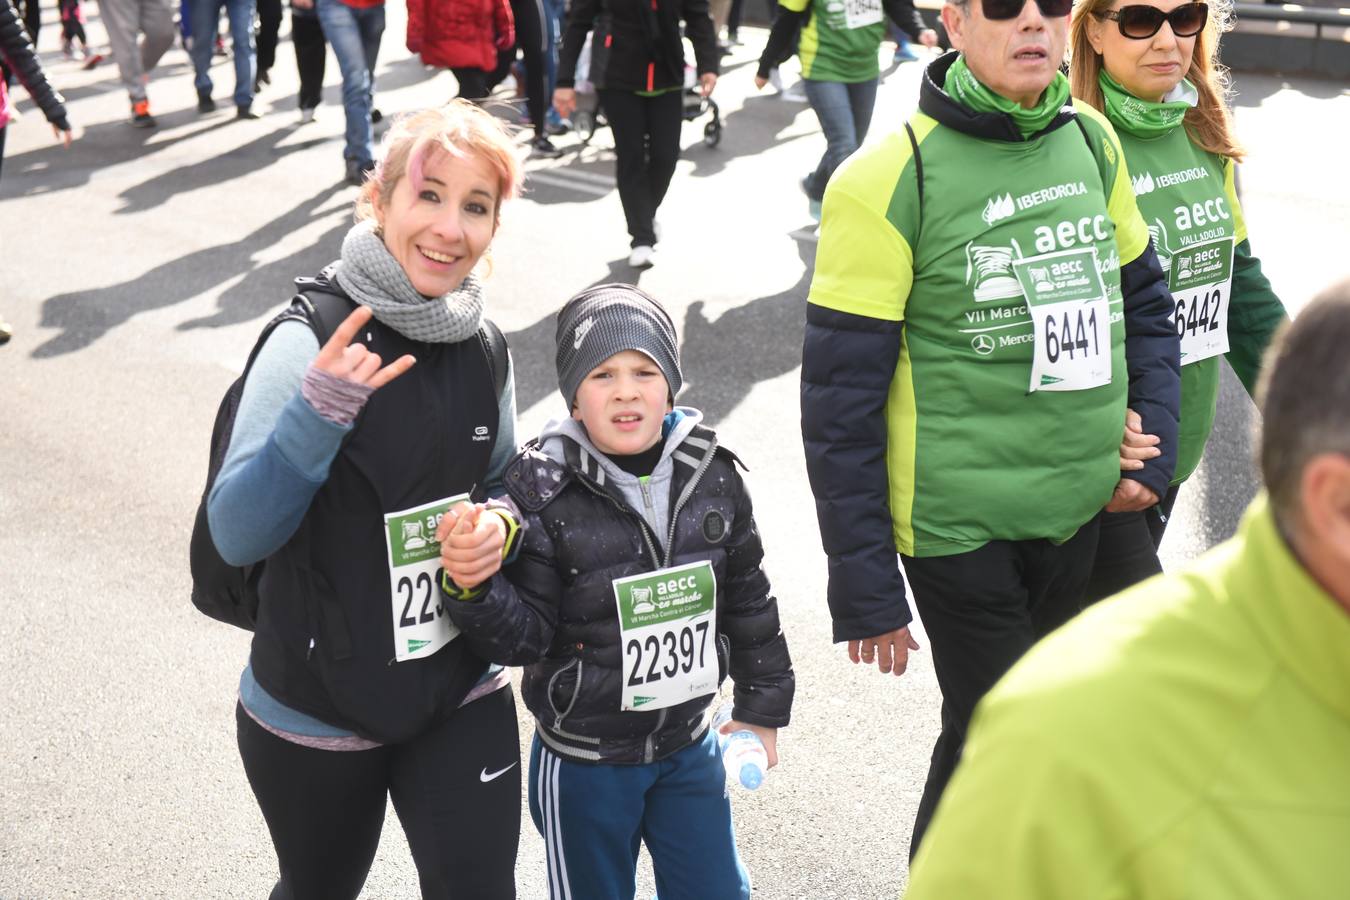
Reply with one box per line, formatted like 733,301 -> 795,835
571,35 -> 722,149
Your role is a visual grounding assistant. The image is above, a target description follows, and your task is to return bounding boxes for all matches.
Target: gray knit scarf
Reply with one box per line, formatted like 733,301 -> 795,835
334,219 -> 485,344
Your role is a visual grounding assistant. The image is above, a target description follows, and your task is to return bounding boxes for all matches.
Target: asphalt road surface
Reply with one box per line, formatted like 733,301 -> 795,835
2,9 -> 1347,897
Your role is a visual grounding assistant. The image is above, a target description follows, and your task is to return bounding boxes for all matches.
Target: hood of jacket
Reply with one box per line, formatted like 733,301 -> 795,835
534,407 -> 703,549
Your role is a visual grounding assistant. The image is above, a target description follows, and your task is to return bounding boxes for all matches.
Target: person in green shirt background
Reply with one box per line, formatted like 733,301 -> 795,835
906,277 -> 1350,900
1069,0 -> 1287,603
754,0 -> 937,220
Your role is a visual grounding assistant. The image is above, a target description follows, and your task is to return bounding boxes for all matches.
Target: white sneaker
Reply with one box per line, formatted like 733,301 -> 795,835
299,107 -> 317,124
768,68 -> 784,92
628,245 -> 656,268
780,81 -> 808,103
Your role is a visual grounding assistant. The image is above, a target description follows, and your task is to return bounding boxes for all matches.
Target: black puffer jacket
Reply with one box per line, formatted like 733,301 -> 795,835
0,0 -> 70,132
447,420 -> 794,764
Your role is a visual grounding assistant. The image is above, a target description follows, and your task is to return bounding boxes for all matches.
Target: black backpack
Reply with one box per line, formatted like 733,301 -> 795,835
188,282 -> 509,631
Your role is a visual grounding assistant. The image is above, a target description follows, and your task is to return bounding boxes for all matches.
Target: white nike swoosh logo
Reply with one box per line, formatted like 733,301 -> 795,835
479,762 -> 518,783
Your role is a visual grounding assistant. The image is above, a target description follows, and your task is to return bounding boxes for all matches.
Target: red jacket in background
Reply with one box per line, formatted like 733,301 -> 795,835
407,0 -> 514,71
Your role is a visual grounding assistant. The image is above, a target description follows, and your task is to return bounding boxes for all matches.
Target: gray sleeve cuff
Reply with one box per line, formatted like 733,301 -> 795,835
301,366 -> 375,426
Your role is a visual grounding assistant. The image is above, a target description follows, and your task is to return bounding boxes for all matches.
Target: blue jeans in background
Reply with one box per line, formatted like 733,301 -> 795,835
316,0 -> 383,165
189,0 -> 256,107
542,0 -> 563,122
801,77 -> 878,202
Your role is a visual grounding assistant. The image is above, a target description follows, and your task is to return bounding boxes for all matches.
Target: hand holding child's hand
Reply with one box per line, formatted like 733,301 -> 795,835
437,501 -> 506,590
718,719 -> 779,769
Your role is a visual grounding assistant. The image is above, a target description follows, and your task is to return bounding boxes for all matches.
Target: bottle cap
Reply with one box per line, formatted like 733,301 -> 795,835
739,763 -> 763,790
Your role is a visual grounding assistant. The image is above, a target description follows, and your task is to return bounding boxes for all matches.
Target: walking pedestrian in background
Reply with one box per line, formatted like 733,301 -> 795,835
553,0 -> 720,268
756,0 -> 937,221
189,0 -> 258,117
96,0 -> 174,125
1,0 -> 72,344
406,0 -> 513,102
291,0 -> 326,122
317,0 -> 385,183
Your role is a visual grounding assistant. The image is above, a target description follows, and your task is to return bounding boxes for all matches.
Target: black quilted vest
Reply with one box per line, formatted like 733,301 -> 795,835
250,316 -> 500,743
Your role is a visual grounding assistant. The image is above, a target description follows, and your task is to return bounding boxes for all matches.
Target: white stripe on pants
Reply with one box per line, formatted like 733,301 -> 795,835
539,744 -> 574,900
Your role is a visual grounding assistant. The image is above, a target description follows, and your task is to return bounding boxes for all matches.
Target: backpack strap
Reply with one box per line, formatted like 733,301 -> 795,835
904,120 -> 924,243
294,285 -> 357,348
478,317 -> 509,401
1071,112 -> 1111,196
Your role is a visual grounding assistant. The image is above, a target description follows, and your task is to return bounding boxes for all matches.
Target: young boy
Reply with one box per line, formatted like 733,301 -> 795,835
438,283 -> 795,900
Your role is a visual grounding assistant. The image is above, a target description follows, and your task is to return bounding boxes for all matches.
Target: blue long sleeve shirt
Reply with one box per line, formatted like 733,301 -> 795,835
207,319 -> 518,565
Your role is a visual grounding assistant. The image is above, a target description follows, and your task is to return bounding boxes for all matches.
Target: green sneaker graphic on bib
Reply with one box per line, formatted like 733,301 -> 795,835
383,494 -> 468,662
613,561 -> 717,711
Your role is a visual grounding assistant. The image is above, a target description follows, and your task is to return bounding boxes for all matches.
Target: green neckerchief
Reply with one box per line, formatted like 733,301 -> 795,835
1098,69 -> 1198,138
946,54 -> 1072,139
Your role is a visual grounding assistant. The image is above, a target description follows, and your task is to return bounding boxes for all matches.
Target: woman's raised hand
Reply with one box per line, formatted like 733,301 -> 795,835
314,306 -> 417,389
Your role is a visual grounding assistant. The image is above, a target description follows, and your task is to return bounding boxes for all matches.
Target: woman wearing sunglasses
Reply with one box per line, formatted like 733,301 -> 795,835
1069,0 -> 1286,603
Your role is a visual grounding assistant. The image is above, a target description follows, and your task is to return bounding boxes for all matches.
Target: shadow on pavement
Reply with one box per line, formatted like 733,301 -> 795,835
115,125 -> 328,214
683,90 -> 816,179
504,257 -> 642,413
31,182 -> 348,358
508,235 -> 815,425
679,233 -> 815,425
0,113 -> 238,199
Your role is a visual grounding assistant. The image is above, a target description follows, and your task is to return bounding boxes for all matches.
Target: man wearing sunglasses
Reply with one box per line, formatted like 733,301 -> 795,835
906,282 -> 1350,898
800,0 -> 1179,864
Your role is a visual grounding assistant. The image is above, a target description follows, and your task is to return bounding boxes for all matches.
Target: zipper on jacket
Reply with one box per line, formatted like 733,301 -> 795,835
575,476 -> 662,568
644,707 -> 667,763
662,434 -> 718,567
638,478 -> 658,538
642,435 -> 718,761
549,658 -> 583,730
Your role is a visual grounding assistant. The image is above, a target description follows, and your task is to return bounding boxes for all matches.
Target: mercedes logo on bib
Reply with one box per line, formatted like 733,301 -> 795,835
971,333 -> 996,356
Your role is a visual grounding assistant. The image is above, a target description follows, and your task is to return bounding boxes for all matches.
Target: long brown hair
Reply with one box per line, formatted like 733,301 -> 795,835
1069,0 -> 1245,160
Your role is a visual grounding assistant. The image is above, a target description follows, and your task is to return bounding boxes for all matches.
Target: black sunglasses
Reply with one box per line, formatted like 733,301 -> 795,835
1094,2 -> 1209,38
979,0 -> 1074,20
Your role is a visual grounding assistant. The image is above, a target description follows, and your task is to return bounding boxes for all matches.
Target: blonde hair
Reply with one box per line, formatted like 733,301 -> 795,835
1069,0 -> 1245,160
356,100 -> 525,224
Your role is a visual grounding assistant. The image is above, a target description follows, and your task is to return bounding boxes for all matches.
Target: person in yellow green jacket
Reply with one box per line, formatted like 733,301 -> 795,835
906,278 -> 1350,900
1069,0 -> 1287,604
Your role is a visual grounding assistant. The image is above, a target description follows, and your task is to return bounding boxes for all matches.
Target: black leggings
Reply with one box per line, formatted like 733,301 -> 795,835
1081,483 -> 1181,606
488,0 -> 548,137
452,66 -> 490,101
600,87 -> 683,248
291,9 -> 326,110
59,0 -> 86,45
236,688 -> 521,900
255,0 -> 284,75
17,0 -> 39,45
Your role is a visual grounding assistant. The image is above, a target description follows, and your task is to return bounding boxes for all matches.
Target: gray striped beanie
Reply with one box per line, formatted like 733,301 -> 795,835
555,283 -> 682,408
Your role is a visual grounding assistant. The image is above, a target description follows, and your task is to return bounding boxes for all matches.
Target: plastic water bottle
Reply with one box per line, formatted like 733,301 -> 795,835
712,702 -> 768,790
